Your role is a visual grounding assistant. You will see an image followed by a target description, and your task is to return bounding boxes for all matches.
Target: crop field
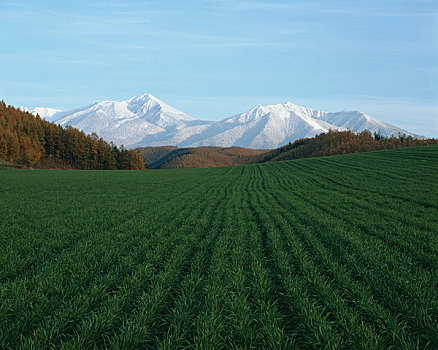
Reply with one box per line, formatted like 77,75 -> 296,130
0,145 -> 437,349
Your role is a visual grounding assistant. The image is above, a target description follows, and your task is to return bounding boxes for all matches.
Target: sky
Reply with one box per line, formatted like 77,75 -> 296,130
1,0 -> 437,137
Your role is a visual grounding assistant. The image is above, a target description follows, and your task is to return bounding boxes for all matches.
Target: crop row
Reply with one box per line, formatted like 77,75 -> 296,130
0,145 -> 436,348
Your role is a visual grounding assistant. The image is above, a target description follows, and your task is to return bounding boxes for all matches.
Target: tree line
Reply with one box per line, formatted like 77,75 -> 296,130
0,101 -> 146,169
252,130 -> 438,163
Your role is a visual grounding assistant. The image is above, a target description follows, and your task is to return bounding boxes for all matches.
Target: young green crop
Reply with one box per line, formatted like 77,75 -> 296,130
0,145 -> 437,349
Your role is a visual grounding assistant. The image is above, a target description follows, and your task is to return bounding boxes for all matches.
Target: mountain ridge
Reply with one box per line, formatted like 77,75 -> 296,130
21,93 -> 420,149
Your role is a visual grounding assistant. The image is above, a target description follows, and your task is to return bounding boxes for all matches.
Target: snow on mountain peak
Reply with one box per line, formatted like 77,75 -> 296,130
126,93 -> 156,104
20,95 -> 420,149
136,92 -> 154,99
248,104 -> 267,115
19,106 -> 63,120
124,93 -> 197,128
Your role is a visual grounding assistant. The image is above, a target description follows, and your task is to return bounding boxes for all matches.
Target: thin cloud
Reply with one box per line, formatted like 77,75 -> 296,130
222,0 -> 437,18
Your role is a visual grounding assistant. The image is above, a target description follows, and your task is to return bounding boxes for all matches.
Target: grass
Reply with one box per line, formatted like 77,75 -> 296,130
0,145 -> 437,349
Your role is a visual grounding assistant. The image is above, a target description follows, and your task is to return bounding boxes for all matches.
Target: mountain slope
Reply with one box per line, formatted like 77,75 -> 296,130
19,106 -> 62,120
316,110 -> 411,137
24,94 -> 419,149
181,103 -> 346,149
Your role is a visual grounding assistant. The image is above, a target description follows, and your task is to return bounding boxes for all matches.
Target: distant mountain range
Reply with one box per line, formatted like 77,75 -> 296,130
21,93 -> 419,149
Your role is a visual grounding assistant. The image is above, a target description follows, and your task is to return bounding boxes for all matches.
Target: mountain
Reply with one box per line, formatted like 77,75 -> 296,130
19,106 -> 62,119
31,94 -> 206,148
24,94 -> 419,149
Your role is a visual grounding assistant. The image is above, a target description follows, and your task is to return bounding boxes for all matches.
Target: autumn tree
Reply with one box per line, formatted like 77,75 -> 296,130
0,103 -> 148,170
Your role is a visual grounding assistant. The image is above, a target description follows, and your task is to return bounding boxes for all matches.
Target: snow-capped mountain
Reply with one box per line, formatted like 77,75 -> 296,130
19,106 -> 62,120
23,94 -> 419,149
28,94 -> 210,147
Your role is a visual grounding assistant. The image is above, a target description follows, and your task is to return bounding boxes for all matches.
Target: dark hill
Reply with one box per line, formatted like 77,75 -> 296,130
137,146 -> 267,169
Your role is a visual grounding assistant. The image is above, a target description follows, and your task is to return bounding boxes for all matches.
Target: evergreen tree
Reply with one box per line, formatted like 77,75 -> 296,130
0,103 -> 147,170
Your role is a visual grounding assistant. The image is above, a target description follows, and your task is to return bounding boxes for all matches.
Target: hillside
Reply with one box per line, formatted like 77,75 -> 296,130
22,93 -> 418,149
138,145 -> 178,165
138,131 -> 437,169
252,130 -> 438,163
137,146 -> 266,169
0,102 -> 145,169
1,146 -> 437,348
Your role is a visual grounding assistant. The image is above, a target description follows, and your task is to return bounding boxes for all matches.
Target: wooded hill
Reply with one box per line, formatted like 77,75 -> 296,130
251,130 -> 438,163
137,146 -> 267,169
138,130 -> 437,169
0,102 -> 146,170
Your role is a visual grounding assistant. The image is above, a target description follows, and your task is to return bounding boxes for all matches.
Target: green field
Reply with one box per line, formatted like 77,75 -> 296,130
1,145 -> 437,349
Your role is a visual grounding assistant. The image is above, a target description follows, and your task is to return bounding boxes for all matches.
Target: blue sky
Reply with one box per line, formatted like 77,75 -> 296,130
1,0 -> 437,136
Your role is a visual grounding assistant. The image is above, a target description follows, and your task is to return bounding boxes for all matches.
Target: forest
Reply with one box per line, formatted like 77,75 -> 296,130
0,102 -> 145,170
